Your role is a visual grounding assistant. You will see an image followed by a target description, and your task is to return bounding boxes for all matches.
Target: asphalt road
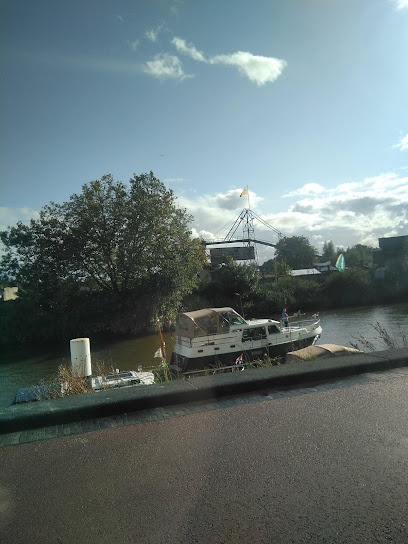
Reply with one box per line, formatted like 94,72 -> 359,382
1,375 -> 408,544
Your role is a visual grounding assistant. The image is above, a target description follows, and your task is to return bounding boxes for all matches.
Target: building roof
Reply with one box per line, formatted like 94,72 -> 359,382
379,235 -> 408,252
290,268 -> 321,277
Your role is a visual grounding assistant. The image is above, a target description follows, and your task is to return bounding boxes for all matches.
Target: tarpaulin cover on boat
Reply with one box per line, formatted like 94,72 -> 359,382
176,308 -> 246,338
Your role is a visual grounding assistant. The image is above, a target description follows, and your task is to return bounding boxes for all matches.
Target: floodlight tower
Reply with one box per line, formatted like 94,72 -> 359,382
224,207 -> 259,265
242,208 -> 258,265
205,187 -> 286,267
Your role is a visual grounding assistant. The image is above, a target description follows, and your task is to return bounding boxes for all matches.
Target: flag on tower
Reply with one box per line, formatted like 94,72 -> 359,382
240,186 -> 248,197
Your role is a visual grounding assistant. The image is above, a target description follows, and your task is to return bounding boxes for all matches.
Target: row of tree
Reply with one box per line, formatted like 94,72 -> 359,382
187,257 -> 401,317
0,171 -> 405,345
259,237 -> 377,277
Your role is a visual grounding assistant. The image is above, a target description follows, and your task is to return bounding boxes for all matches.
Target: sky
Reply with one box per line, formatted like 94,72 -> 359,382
1,0 -> 408,264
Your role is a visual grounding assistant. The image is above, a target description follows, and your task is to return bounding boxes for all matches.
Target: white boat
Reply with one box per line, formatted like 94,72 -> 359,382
170,307 -> 322,372
92,370 -> 155,390
13,370 -> 155,404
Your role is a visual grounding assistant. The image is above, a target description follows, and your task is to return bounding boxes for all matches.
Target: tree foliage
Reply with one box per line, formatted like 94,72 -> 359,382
0,172 -> 206,341
343,244 -> 375,268
322,269 -> 373,306
274,236 -> 317,269
197,258 -> 259,311
321,240 -> 337,263
259,258 -> 291,278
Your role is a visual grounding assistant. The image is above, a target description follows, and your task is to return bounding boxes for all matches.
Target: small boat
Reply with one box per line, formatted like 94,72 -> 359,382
170,307 -> 322,372
92,370 -> 155,390
13,370 -> 155,404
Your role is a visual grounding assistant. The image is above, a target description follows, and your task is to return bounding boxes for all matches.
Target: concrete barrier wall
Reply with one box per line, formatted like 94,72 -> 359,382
1,347 -> 407,435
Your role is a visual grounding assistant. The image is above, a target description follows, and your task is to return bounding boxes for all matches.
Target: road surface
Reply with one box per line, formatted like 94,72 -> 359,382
1,372 -> 408,543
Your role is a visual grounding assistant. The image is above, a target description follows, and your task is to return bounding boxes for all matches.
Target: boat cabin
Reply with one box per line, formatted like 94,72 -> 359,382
172,306 -> 322,372
175,307 -> 247,338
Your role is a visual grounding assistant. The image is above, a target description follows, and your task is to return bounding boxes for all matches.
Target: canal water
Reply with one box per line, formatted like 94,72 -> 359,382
0,303 -> 407,407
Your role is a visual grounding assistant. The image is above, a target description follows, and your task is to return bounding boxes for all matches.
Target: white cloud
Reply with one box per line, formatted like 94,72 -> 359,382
336,182 -> 361,193
209,51 -> 287,86
0,207 -> 39,233
177,188 -> 262,237
394,133 -> 408,151
191,228 -> 215,240
393,0 -> 408,10
171,37 -> 207,62
176,172 -> 408,262
143,53 -> 192,81
214,188 -> 263,210
283,183 -> 325,197
146,25 -> 164,42
170,36 -> 286,85
285,173 -> 408,250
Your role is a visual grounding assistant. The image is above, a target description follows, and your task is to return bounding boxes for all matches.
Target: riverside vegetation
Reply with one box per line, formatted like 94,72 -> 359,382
32,321 -> 408,401
1,172 -> 407,347
34,360 -> 118,400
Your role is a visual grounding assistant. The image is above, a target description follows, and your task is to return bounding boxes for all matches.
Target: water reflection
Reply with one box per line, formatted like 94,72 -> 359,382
317,304 -> 408,349
0,332 -> 175,408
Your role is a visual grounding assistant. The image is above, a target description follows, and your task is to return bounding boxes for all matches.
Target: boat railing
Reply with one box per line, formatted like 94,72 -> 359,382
286,316 -> 320,328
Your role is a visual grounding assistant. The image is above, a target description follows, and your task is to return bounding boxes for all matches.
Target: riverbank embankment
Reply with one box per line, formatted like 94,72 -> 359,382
1,347 -> 407,436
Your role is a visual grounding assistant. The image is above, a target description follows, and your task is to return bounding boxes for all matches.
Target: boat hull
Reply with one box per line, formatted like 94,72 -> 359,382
171,334 -> 318,373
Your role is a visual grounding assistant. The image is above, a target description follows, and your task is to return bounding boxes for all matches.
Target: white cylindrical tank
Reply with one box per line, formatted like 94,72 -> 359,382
70,338 -> 92,377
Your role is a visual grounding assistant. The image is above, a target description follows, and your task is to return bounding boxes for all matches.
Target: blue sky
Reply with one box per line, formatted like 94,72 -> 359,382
1,0 -> 408,263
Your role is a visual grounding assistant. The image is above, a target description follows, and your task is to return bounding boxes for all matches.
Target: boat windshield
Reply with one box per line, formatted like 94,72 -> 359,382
219,311 -> 246,326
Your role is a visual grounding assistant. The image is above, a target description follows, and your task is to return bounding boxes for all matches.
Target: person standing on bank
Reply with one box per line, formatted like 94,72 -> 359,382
282,308 -> 289,328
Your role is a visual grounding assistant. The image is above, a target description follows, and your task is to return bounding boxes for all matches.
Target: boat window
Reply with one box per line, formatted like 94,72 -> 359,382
105,374 -> 122,381
268,325 -> 281,334
228,312 -> 246,325
219,313 -> 230,330
177,314 -> 190,332
104,373 -> 133,381
242,327 -> 267,342
194,315 -> 217,335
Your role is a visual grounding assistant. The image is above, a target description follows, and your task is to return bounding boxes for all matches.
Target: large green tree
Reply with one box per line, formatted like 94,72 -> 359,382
259,258 -> 291,279
274,236 -> 317,269
196,257 -> 259,312
0,172 -> 206,340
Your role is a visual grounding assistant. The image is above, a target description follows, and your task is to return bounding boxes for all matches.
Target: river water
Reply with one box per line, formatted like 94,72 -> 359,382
1,303 -> 407,408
